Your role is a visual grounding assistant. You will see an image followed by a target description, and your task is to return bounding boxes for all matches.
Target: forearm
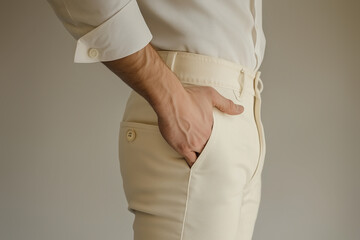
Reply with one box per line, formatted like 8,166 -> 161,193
101,44 -> 185,114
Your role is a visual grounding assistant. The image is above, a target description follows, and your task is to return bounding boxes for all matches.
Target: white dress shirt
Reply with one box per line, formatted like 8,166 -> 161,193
47,0 -> 266,71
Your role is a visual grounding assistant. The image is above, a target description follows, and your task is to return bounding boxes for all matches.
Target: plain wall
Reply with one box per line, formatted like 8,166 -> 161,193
1,1 -> 359,240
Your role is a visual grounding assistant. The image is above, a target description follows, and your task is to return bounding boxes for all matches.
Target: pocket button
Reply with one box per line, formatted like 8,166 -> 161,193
126,129 -> 136,142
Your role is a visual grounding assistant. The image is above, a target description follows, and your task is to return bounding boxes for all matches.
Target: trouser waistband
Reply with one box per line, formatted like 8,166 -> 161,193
156,50 -> 264,96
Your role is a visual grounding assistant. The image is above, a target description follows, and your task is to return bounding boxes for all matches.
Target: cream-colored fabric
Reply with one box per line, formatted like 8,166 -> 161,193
46,0 -> 265,71
118,50 -> 266,240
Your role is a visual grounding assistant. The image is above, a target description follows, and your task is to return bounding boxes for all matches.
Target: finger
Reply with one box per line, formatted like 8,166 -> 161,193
210,88 -> 244,115
183,151 -> 197,168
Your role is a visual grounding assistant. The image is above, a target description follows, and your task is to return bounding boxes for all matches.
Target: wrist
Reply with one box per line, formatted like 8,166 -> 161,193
101,43 -> 186,115
148,72 -> 186,116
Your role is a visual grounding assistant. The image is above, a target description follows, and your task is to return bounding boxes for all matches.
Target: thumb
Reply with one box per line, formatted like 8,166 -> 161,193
211,89 -> 244,115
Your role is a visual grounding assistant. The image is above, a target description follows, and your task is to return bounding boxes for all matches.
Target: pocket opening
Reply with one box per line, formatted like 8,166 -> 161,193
190,109 -> 219,171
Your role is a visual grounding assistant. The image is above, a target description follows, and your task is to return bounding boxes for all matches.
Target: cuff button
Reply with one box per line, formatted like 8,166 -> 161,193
88,48 -> 99,59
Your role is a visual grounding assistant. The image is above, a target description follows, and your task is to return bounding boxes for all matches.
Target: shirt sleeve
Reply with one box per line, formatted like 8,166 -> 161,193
47,0 -> 153,63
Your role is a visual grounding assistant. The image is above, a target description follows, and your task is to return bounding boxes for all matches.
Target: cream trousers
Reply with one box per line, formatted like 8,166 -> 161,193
119,50 -> 266,240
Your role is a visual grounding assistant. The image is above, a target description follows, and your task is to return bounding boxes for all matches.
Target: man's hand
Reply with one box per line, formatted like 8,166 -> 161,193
102,43 -> 244,167
154,84 -> 244,167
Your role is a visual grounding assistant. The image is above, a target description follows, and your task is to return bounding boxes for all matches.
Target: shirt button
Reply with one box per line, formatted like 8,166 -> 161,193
126,129 -> 136,142
88,48 -> 99,59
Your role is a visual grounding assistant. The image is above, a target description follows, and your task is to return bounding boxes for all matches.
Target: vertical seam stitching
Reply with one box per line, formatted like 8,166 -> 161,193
179,172 -> 192,240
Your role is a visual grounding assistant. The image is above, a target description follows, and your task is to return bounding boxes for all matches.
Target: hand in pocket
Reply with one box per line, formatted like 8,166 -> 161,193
154,85 -> 244,167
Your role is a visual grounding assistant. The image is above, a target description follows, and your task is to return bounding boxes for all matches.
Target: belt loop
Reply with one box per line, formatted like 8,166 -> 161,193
238,68 -> 245,96
165,51 -> 178,71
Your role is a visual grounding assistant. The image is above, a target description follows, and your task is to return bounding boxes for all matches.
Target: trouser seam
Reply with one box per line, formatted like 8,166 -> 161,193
179,171 -> 193,240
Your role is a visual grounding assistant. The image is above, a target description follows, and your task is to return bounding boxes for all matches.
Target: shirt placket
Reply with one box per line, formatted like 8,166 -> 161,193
252,0 -> 262,71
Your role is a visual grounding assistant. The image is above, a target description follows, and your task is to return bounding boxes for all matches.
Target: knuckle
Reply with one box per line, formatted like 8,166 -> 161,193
217,104 -> 225,112
228,98 -> 235,109
226,99 -> 235,110
178,143 -> 188,153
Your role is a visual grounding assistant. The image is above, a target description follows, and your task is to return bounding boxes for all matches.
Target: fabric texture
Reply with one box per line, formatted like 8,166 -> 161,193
119,50 -> 266,240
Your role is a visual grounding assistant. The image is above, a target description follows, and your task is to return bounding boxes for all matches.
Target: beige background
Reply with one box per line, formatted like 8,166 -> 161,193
1,0 -> 359,239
